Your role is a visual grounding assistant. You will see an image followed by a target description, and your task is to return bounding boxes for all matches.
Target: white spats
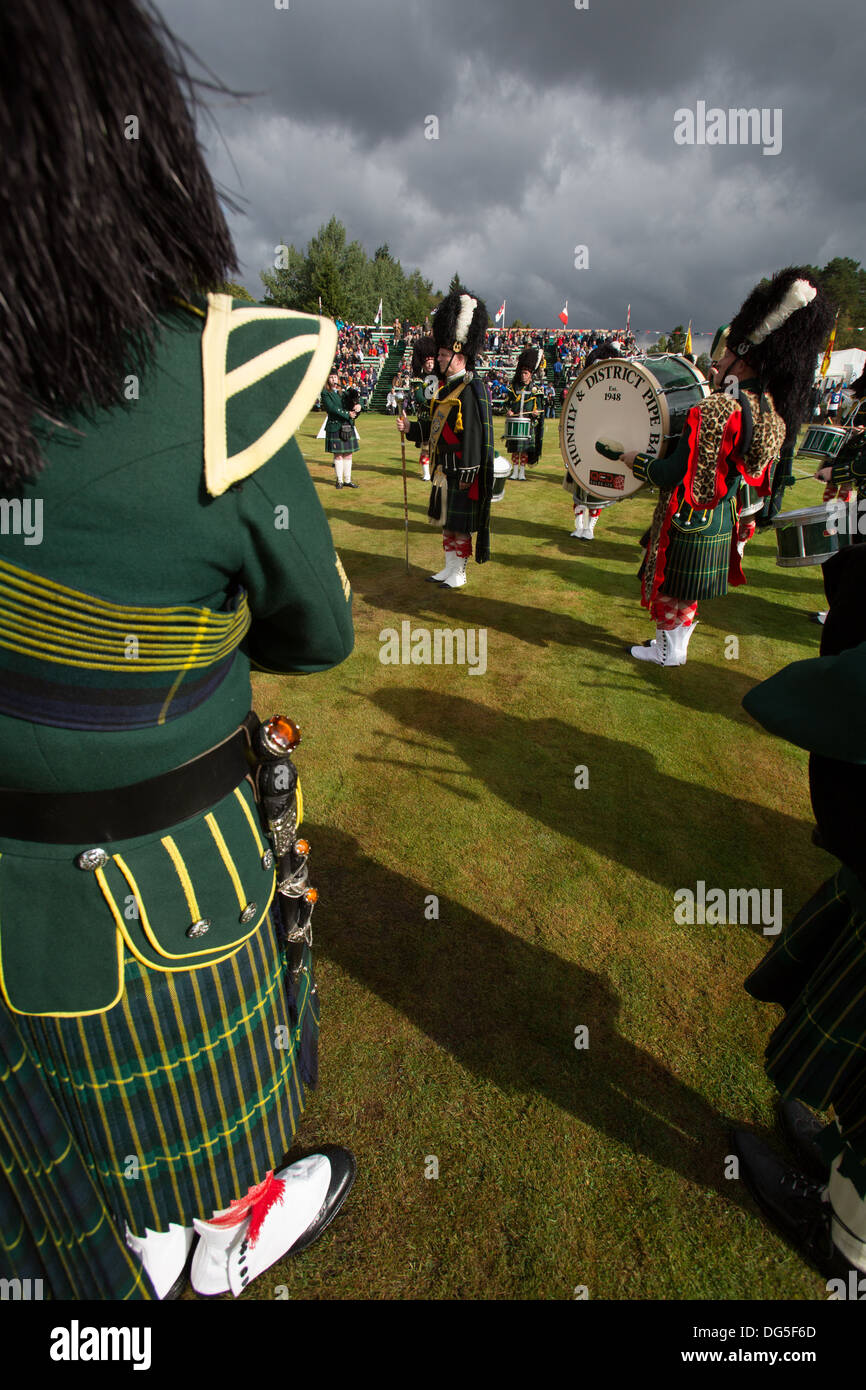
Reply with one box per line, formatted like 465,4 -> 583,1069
125,1222 -> 195,1301
190,1215 -> 244,1297
191,1155 -> 332,1298
571,505 -> 597,539
630,623 -> 697,667
441,553 -> 469,588
829,1153 -> 866,1273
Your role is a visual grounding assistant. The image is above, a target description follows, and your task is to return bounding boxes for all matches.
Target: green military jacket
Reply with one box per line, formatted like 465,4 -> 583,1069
0,294 -> 353,1015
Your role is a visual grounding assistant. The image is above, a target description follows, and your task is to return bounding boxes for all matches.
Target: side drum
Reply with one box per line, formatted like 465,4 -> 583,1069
799,424 -> 849,461
505,416 -> 532,449
772,502 -> 857,567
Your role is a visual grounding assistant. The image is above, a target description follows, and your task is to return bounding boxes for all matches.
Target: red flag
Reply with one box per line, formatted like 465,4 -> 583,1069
558,301 -> 568,326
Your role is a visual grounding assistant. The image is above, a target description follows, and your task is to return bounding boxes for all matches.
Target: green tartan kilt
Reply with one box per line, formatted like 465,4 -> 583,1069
428,479 -> 484,534
0,913 -> 319,1299
325,421 -> 359,454
745,868 -> 866,1197
659,497 -> 736,601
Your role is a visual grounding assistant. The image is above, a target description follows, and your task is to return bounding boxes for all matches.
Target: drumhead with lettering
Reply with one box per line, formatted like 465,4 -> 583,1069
559,356 -> 708,501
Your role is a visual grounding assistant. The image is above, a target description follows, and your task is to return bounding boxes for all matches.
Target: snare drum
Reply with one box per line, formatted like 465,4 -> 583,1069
491,455 -> 511,502
799,424 -> 849,461
559,354 -> 709,503
505,416 -> 532,448
738,481 -> 765,517
772,501 -> 857,567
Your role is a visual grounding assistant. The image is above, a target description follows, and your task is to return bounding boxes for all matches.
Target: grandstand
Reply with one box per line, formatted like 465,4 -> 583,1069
317,324 -> 638,414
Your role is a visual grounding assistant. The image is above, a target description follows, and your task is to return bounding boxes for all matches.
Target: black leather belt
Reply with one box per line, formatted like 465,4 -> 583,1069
0,716 -> 258,845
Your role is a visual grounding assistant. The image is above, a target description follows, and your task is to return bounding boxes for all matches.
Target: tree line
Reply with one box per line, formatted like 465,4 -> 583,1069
259,216 -> 444,325
252,225 -> 865,357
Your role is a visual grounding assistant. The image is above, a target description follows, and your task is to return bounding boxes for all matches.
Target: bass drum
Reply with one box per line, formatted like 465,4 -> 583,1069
559,355 -> 709,503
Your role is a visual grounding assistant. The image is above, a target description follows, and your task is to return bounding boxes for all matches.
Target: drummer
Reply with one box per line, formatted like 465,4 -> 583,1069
821,364 -> 866,530
622,268 -> 832,667
505,348 -> 545,480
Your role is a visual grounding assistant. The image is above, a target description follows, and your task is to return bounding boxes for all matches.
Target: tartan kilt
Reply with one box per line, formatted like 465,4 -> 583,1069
658,497 -> 737,601
745,869 -> 866,1197
428,479 -> 485,534
0,912 -> 319,1299
325,421 -> 359,454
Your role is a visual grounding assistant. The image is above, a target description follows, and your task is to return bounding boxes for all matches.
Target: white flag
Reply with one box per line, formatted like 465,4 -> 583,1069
374,299 -> 383,325
495,300 -> 506,323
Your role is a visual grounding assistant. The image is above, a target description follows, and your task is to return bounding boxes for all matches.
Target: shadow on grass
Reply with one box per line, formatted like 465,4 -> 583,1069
312,822 -> 758,1208
339,551 -> 823,717
339,547 -> 628,655
365,688 -> 816,904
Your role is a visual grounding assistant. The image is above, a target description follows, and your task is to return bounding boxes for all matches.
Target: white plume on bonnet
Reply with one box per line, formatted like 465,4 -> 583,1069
747,278 -> 817,347
455,295 -> 477,344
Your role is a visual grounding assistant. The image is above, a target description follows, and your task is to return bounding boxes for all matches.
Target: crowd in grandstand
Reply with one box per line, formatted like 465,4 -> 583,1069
318,320 -> 642,415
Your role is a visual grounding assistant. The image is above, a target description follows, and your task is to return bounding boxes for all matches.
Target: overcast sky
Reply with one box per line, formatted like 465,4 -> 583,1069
157,0 -> 865,337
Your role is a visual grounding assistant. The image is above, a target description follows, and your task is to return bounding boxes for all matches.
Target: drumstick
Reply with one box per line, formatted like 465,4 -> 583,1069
595,437 -> 625,461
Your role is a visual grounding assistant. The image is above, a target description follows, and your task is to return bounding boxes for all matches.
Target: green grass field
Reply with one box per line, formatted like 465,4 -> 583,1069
242,410 -> 835,1301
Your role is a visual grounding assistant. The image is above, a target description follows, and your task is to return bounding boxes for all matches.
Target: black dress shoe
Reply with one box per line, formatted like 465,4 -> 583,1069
335,480 -> 343,489
730,1129 -> 856,1280
289,1146 -> 357,1256
777,1100 -> 831,1182
344,481 -> 359,488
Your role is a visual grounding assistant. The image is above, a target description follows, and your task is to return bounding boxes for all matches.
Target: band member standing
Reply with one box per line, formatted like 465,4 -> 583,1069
404,334 -> 438,481
0,0 -> 356,1301
399,291 -> 494,589
623,268 -> 833,667
322,372 -> 361,489
505,348 -> 545,480
732,543 -> 866,1285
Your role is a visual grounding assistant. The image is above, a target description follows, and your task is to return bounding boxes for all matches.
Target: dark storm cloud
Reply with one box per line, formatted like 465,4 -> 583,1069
157,0 -> 866,329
